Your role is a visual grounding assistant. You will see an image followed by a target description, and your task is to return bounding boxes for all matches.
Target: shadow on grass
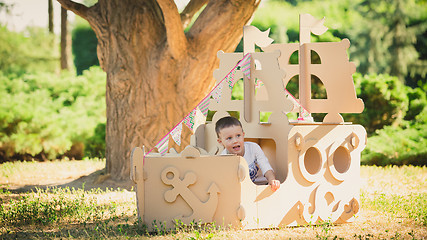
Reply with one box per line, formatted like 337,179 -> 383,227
0,219 -> 151,239
1,169 -> 135,194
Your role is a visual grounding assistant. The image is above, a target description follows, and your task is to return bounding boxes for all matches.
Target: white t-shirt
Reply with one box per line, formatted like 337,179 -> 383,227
221,142 -> 273,182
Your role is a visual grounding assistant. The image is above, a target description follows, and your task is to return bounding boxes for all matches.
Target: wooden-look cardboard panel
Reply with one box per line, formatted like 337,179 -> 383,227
132,14 -> 367,230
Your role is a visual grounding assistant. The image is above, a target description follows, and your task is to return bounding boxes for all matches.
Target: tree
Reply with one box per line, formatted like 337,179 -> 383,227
350,0 -> 427,84
60,7 -> 71,70
57,0 -> 261,180
48,0 -> 54,33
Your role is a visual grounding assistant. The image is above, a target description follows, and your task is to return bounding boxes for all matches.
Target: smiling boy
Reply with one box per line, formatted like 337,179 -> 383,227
215,116 -> 280,191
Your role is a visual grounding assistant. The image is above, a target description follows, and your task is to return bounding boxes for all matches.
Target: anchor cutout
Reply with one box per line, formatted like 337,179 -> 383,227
161,167 -> 220,223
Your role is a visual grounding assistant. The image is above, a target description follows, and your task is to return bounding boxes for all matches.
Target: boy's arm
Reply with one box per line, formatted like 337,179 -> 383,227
264,170 -> 280,192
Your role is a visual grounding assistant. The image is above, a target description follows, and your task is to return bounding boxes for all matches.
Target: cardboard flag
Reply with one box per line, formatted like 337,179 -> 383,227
300,13 -> 328,36
155,135 -> 169,155
170,123 -> 182,146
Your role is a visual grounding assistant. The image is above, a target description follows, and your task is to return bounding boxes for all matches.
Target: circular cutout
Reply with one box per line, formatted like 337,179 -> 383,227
304,147 -> 322,175
333,146 -> 350,174
166,172 -> 174,180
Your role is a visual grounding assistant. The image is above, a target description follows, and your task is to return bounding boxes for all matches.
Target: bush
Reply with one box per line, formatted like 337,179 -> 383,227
362,122 -> 427,166
343,74 -> 409,135
0,25 -> 58,75
72,18 -> 99,75
405,86 -> 427,122
84,122 -> 106,158
0,67 -> 106,161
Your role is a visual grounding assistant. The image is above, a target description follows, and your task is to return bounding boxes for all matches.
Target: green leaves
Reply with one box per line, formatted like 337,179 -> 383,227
0,67 -> 106,160
343,73 -> 410,134
0,26 -> 58,75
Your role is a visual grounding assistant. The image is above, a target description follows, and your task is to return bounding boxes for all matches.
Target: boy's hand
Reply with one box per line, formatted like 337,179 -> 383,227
269,179 -> 280,192
265,170 -> 280,192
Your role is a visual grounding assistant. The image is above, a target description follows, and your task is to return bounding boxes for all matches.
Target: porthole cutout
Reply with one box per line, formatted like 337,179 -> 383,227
333,146 -> 350,174
304,147 -> 322,175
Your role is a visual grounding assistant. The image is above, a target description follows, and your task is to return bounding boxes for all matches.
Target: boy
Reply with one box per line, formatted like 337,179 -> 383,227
215,116 -> 280,192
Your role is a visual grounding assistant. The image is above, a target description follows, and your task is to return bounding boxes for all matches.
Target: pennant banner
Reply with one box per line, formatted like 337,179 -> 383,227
199,95 -> 210,117
226,68 -> 238,89
211,81 -> 224,103
193,108 -> 206,132
284,88 -> 311,120
183,109 -> 197,132
170,123 -> 182,146
155,135 -> 169,155
183,108 -> 206,133
299,106 -> 312,120
146,52 -> 312,157
238,53 -> 251,79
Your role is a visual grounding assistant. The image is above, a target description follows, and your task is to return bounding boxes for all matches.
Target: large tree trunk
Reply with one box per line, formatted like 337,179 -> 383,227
57,0 -> 260,181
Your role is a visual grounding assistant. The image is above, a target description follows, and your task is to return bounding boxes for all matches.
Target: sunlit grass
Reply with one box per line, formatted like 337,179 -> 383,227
0,187 -> 124,225
360,165 -> 427,226
360,165 -> 427,195
0,161 -> 426,239
0,158 -> 105,188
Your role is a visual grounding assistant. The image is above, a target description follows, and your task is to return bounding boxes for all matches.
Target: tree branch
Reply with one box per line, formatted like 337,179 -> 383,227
180,0 -> 208,29
188,0 -> 260,53
157,0 -> 188,59
56,0 -> 89,20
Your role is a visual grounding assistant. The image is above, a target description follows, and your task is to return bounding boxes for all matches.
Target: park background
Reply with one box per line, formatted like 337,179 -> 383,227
0,0 -> 426,239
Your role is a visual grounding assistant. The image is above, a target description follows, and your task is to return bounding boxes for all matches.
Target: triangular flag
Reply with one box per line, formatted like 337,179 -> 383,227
199,95 -> 210,117
299,107 -> 312,121
226,68 -> 238,89
183,108 -> 206,133
211,81 -> 224,103
155,135 -> 169,155
193,108 -> 206,132
183,109 -> 196,132
284,89 -> 299,112
238,53 -> 251,79
170,123 -> 182,146
283,88 -> 312,120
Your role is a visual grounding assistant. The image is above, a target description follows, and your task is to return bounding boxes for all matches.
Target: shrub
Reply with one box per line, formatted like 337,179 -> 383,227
362,122 -> 427,166
343,73 -> 409,135
0,67 -> 106,161
0,25 -> 58,75
84,122 -> 106,158
405,86 -> 427,122
72,18 -> 99,75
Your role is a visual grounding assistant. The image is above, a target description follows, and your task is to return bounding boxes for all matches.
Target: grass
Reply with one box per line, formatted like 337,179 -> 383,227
360,165 -> 427,227
0,159 -> 426,239
0,158 -> 105,189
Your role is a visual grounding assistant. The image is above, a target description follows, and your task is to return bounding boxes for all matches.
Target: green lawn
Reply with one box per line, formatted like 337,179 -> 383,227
0,159 -> 426,239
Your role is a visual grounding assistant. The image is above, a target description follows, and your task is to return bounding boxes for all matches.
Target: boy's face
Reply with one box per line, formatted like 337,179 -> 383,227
217,125 -> 245,157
